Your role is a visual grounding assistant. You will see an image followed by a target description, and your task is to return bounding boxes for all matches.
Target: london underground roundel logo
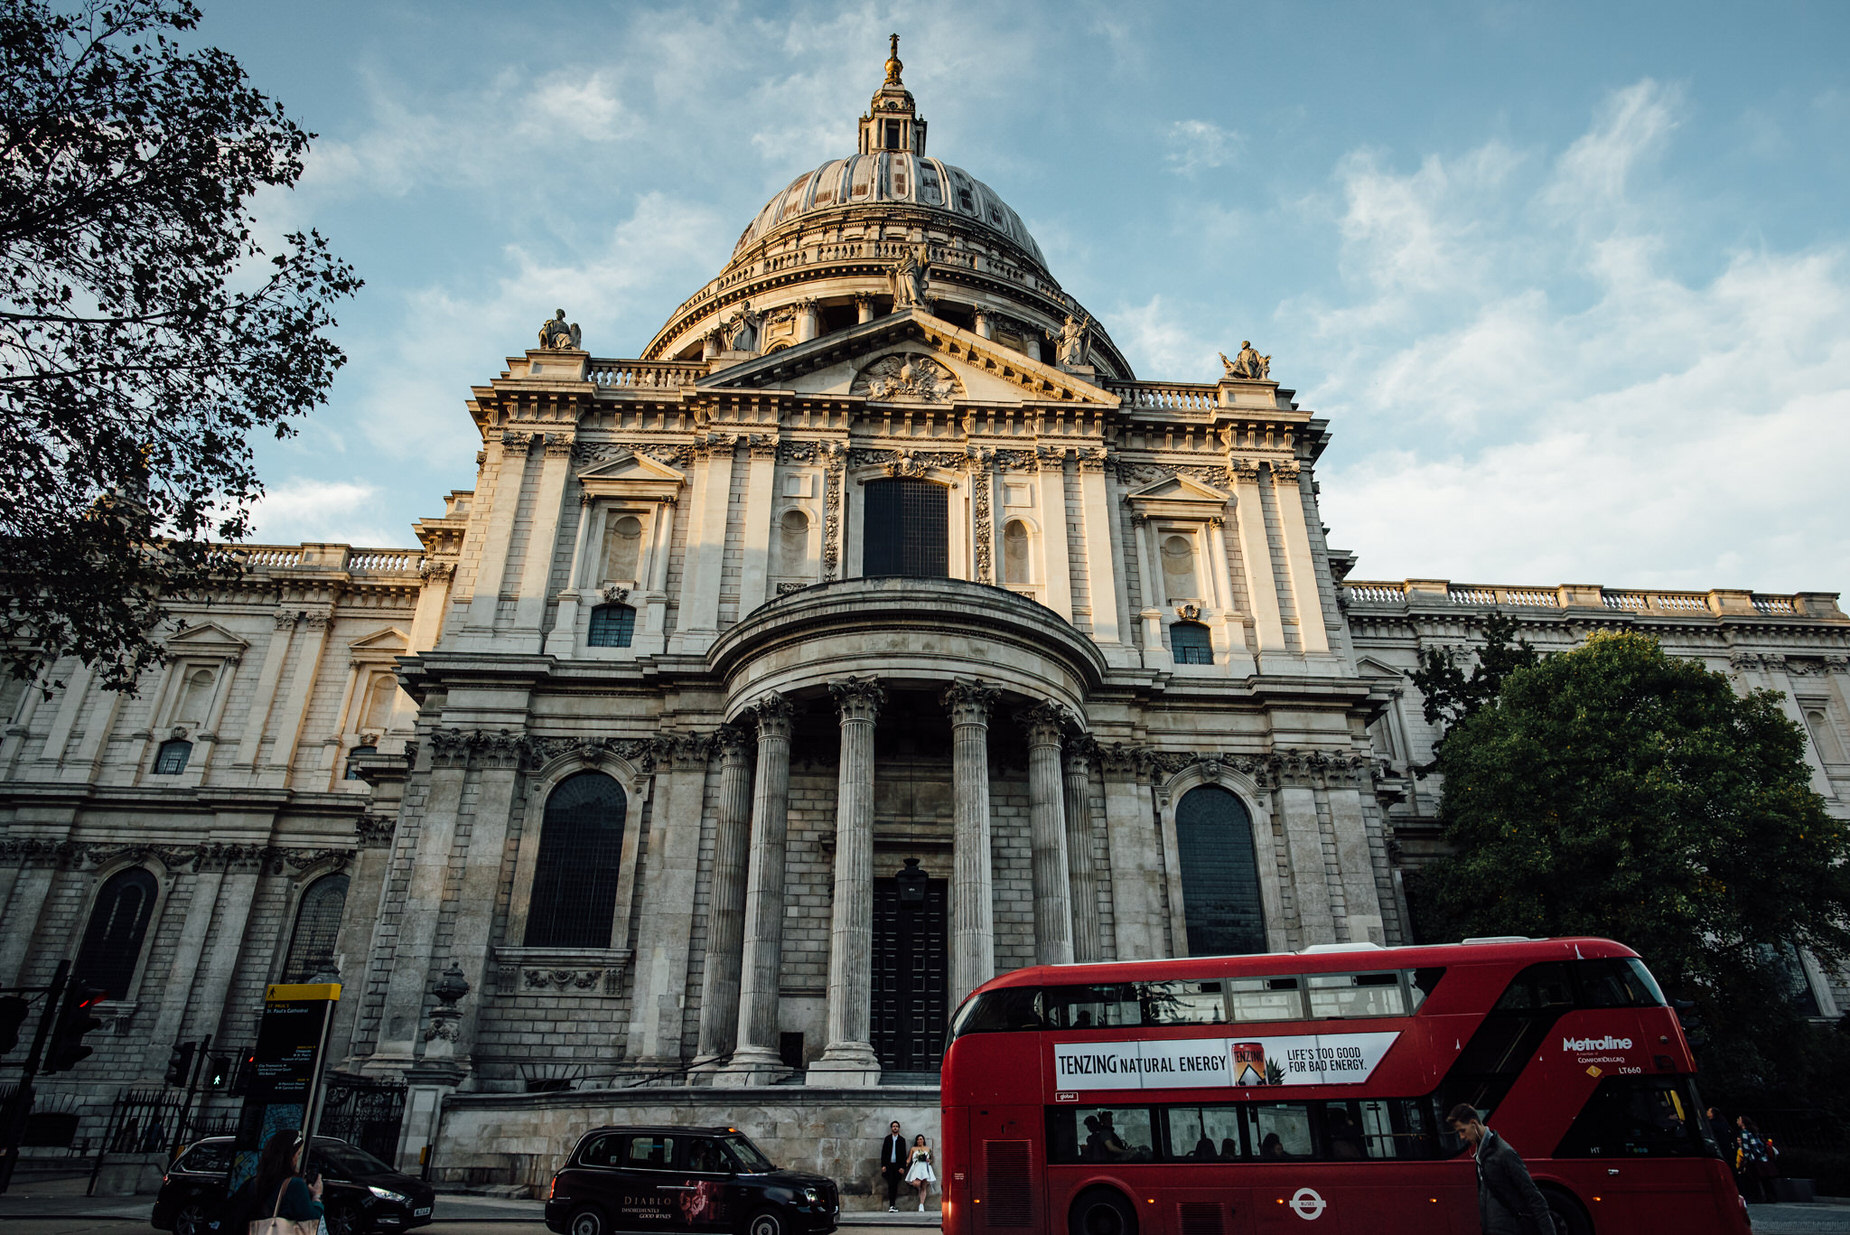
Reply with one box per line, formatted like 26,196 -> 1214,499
1290,1187 -> 1327,1220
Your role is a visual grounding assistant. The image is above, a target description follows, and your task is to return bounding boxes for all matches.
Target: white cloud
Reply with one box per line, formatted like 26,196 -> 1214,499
249,478 -> 393,547
1164,119 -> 1243,175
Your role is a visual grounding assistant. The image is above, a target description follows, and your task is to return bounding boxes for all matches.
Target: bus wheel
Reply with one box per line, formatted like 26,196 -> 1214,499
1540,1187 -> 1591,1235
1069,1187 -> 1137,1235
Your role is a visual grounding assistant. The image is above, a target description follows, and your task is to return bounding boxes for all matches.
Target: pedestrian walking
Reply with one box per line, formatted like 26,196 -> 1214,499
1734,1116 -> 1779,1203
879,1120 -> 908,1212
1446,1103 -> 1553,1235
904,1133 -> 937,1212
1706,1106 -> 1734,1163
249,1131 -> 324,1235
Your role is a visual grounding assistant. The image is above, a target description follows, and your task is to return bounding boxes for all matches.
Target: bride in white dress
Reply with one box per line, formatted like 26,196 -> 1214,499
904,1134 -> 937,1211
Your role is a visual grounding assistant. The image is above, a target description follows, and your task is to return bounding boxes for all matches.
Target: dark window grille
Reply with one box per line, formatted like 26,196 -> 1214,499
1171,622 -> 1214,664
525,771 -> 627,948
587,603 -> 636,648
343,745 -> 376,781
862,478 -> 949,578
74,868 -> 158,999
153,739 -> 192,774
283,874 -> 350,982
1175,786 -> 1266,955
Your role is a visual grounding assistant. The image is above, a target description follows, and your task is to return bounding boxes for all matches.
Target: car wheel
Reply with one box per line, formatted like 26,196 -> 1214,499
1069,1187 -> 1136,1235
324,1203 -> 363,1235
569,1206 -> 609,1235
1540,1187 -> 1592,1235
173,1199 -> 212,1235
746,1207 -> 788,1235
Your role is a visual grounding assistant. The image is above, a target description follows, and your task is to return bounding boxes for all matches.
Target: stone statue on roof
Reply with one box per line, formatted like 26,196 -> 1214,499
722,302 -> 763,353
538,309 -> 582,350
891,244 -> 930,309
1221,340 -> 1271,380
1057,312 -> 1091,367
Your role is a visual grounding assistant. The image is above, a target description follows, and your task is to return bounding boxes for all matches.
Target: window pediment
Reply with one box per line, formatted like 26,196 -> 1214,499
576,451 -> 686,503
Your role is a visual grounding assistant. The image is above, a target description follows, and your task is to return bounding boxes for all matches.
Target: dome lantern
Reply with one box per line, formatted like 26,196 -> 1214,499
859,33 -> 926,156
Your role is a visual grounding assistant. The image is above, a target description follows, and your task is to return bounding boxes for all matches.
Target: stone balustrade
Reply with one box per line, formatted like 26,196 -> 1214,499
585,359 -> 704,389
1344,579 -> 1837,620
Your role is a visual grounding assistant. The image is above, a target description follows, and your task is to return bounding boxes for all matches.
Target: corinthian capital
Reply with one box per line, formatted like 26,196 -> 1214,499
941,679 -> 1000,725
1019,701 -> 1073,747
752,691 -> 794,740
828,676 -> 885,723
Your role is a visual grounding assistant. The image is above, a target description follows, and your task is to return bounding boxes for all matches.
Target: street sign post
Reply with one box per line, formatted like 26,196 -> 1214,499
229,983 -> 339,1194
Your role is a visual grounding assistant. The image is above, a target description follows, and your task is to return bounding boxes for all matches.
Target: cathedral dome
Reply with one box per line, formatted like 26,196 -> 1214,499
731,152 -> 1049,271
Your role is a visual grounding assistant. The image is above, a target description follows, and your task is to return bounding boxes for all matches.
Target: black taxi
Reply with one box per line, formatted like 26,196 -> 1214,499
545,1125 -> 838,1235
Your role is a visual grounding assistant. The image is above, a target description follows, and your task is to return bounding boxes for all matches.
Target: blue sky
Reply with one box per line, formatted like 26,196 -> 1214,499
204,1 -> 1850,598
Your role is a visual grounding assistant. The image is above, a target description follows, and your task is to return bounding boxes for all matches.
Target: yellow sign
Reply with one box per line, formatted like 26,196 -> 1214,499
266,983 -> 341,1003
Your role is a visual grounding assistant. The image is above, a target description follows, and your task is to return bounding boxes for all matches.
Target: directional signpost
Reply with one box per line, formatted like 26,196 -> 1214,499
229,983 -> 340,1194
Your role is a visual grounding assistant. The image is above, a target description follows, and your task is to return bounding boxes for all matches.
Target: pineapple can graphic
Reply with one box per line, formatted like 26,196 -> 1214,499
1232,1042 -> 1268,1086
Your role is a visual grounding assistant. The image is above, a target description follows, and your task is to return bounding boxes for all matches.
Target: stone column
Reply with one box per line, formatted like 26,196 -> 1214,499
943,680 -> 998,1009
629,733 -> 712,1065
444,732 -> 523,1061
1279,774 -> 1336,945
1101,746 -> 1164,959
1270,464 -> 1331,655
1022,704 -> 1075,965
0,855 -> 60,986
694,724 -> 755,1068
1063,741 -> 1101,962
809,677 -> 883,1086
1231,464 -> 1287,655
855,295 -> 876,324
725,695 -> 794,1082
797,299 -> 820,343
376,731 -> 470,1057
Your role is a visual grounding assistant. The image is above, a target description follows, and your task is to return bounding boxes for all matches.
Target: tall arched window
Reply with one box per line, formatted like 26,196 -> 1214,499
602,514 -> 644,582
862,478 -> 948,578
587,603 -> 636,648
1002,520 -> 1032,585
1171,621 -> 1213,665
525,772 -> 627,948
282,874 -> 350,982
174,668 -> 215,726
1160,534 -> 1199,600
774,508 -> 811,578
73,868 -> 159,1000
359,673 -> 398,732
1174,786 -> 1265,956
153,738 -> 193,775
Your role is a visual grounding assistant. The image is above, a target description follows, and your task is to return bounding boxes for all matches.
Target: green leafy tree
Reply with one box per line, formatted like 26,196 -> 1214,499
1414,630 -> 1850,1104
1408,610 -> 1538,739
0,0 -> 359,690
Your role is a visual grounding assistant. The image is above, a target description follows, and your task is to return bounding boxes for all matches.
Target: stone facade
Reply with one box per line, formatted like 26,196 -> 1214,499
1,48 -> 1845,1200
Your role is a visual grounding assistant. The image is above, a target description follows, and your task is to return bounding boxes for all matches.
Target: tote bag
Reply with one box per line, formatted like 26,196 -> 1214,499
249,1179 -> 319,1235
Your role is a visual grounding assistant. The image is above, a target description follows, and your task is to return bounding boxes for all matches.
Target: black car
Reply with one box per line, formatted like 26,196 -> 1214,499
545,1125 -> 839,1235
151,1134 -> 436,1235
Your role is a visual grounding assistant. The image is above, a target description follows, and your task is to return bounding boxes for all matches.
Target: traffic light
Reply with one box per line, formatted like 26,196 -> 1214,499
43,984 -> 104,1073
164,1041 -> 196,1087
0,996 -> 27,1056
206,1054 -> 231,1089
230,1048 -> 254,1095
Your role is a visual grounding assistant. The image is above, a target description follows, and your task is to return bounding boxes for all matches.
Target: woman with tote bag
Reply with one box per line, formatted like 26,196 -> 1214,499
250,1131 -> 325,1235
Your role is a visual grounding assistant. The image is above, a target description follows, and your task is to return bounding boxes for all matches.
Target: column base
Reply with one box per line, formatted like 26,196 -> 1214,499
718,1046 -> 794,1086
805,1041 -> 882,1087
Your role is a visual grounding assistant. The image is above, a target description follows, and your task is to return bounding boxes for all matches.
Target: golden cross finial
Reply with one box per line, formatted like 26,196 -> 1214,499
885,33 -> 903,85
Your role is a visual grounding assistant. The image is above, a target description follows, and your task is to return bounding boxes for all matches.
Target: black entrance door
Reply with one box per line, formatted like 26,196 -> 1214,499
871,860 -> 949,1073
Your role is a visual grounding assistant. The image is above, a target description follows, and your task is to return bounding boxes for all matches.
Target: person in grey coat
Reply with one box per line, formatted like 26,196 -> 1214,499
1447,1103 -> 1554,1235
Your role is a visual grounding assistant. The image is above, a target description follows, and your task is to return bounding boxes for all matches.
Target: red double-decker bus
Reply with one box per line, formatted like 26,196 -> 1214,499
940,938 -> 1747,1235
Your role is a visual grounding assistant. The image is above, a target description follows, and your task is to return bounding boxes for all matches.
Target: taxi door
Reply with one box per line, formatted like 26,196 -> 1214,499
616,1133 -> 682,1229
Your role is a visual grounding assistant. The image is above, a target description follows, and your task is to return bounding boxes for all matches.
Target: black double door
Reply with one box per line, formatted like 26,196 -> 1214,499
870,864 -> 949,1073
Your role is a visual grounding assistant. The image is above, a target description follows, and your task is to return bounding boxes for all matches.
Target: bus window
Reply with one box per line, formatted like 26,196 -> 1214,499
1047,1107 -> 1157,1164
1228,976 -> 1303,1021
1576,958 -> 1666,1008
947,986 -> 1042,1040
1493,962 -> 1575,1011
1046,984 -> 1140,1029
1140,980 -> 1227,1025
1407,966 -> 1446,1010
1323,1099 -> 1437,1160
1247,1104 -> 1314,1160
1163,1105 -> 1245,1161
1555,1077 -> 1707,1158
1307,971 -> 1407,1019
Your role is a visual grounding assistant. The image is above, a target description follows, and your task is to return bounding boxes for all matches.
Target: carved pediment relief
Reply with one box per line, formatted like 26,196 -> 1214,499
850,352 -> 963,403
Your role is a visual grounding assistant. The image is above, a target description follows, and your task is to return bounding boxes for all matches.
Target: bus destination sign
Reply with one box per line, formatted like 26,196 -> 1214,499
1051,1031 -> 1399,1090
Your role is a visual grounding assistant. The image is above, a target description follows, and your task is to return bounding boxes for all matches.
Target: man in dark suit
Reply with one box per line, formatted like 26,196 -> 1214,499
880,1121 -> 907,1212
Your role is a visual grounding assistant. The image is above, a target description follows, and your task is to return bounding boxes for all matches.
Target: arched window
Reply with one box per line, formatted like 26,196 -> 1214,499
175,669 -> 215,726
73,868 -> 158,1000
153,738 -> 193,775
359,673 -> 398,732
1174,786 -> 1265,956
602,513 -> 644,582
862,478 -> 948,578
1171,622 -> 1213,665
525,772 -> 628,948
282,874 -> 350,982
1002,520 -> 1032,585
343,745 -> 377,781
774,508 -> 811,578
587,603 -> 636,648
1161,534 -> 1199,600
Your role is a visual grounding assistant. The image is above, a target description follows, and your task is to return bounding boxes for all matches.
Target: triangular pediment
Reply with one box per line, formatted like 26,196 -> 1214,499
575,451 -> 687,486
349,626 -> 411,654
697,308 -> 1119,407
1124,474 -> 1231,504
164,621 -> 249,654
1355,655 -> 1406,679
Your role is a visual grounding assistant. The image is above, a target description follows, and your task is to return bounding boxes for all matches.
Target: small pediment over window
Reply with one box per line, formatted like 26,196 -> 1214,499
348,626 -> 410,655
1124,474 -> 1231,505
575,451 -> 686,503
163,621 -> 249,657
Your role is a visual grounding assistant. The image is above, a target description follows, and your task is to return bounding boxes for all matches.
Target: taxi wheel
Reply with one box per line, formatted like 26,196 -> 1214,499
746,1206 -> 789,1235
173,1200 -> 211,1235
1069,1187 -> 1137,1235
569,1206 -> 610,1235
